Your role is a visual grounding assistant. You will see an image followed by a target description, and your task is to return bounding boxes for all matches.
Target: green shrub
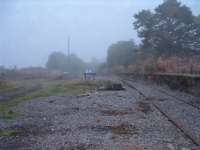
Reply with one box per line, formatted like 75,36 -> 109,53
144,63 -> 157,74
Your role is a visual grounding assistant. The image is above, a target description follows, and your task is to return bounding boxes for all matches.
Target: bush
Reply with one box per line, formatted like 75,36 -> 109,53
144,63 -> 157,74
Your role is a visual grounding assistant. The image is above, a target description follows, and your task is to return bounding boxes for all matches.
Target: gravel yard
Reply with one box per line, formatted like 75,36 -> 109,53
0,78 -> 200,150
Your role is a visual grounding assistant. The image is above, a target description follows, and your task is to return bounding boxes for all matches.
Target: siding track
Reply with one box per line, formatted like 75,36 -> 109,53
121,78 -> 200,147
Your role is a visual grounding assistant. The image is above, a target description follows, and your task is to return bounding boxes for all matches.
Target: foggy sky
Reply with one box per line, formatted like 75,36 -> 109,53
0,0 -> 199,68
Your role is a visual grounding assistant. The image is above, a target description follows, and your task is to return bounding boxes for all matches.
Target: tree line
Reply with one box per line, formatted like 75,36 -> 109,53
46,0 -> 200,74
46,52 -> 101,75
106,0 -> 200,73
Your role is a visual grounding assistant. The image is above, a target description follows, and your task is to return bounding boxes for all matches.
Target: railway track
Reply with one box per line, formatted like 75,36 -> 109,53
125,78 -> 200,111
156,88 -> 200,110
121,78 -> 200,147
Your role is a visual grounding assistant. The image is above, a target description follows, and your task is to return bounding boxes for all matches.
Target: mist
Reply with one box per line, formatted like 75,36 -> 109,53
0,0 -> 199,68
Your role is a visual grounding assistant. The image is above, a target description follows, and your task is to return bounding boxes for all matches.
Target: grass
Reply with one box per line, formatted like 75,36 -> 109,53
0,129 -> 19,137
0,80 -> 100,120
47,82 -> 94,95
0,79 -> 117,120
0,80 -> 17,93
0,90 -> 51,120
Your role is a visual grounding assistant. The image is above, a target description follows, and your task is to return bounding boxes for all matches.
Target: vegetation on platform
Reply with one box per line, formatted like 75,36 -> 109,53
0,80 -> 115,120
0,129 -> 19,137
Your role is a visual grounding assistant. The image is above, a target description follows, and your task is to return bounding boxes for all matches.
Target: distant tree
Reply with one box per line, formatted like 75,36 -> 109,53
86,58 -> 102,72
46,52 -> 86,75
134,0 -> 200,55
195,15 -> 200,24
97,62 -> 107,73
66,54 -> 86,75
134,10 -> 155,50
107,40 -> 137,67
46,52 -> 67,71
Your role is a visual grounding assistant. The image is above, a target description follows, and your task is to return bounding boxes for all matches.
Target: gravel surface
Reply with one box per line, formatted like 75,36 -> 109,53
0,78 -> 199,150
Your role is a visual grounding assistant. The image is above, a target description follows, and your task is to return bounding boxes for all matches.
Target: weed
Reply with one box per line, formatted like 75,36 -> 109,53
107,124 -> 138,135
101,109 -> 132,116
0,80 -> 17,93
0,90 -> 50,119
0,130 -> 19,137
79,124 -> 138,136
0,80 -> 97,119
136,102 -> 152,114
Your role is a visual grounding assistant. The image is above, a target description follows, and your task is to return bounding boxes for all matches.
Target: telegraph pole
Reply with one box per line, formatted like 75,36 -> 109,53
67,36 -> 71,73
67,36 -> 70,57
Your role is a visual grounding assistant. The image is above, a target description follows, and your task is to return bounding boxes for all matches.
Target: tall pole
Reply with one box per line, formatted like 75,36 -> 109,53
67,36 -> 70,73
67,36 -> 70,57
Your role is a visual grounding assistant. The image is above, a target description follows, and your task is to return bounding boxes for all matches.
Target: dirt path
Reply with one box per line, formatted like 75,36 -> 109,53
0,78 -> 199,150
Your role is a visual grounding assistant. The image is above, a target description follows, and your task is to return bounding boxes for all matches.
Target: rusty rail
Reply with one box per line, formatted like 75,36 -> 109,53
125,78 -> 200,111
122,78 -> 200,147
